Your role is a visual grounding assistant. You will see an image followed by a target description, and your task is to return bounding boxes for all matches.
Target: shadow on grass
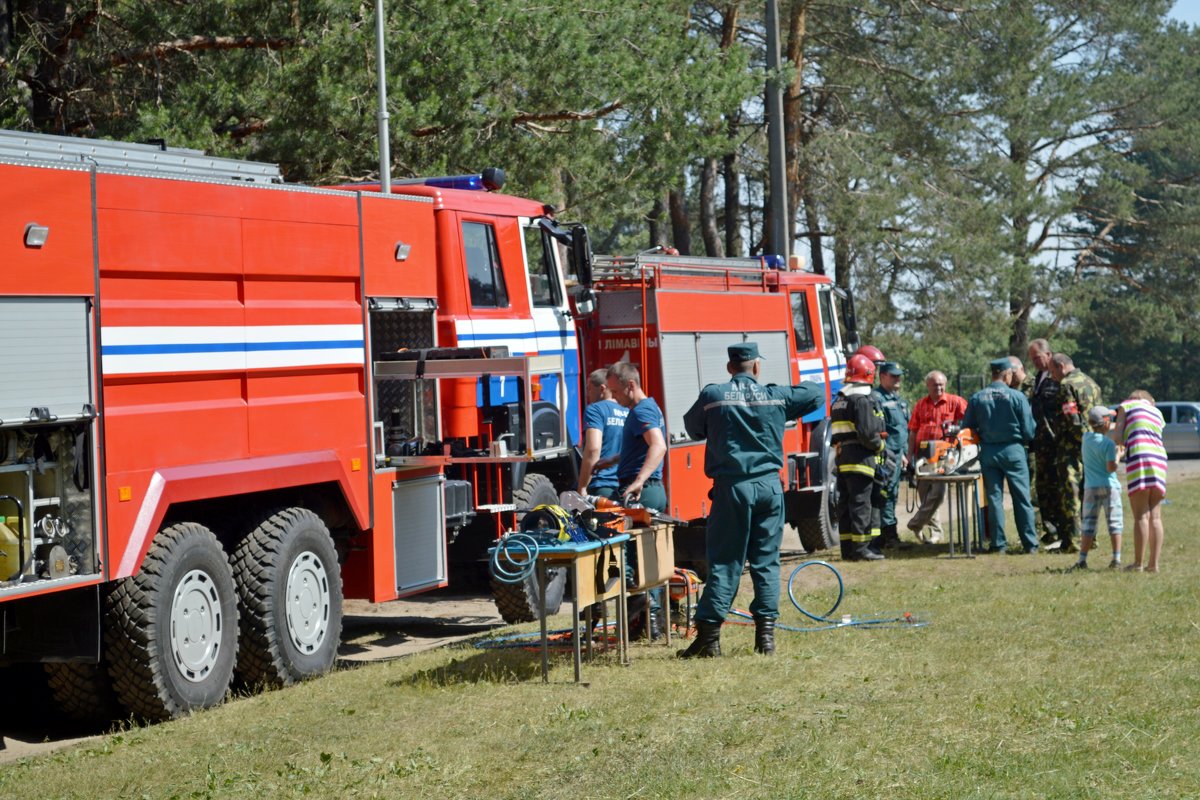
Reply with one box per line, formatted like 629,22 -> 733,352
388,647 -> 549,687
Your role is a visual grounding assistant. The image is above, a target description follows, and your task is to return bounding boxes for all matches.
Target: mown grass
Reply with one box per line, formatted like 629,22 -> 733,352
3,479 -> 1199,799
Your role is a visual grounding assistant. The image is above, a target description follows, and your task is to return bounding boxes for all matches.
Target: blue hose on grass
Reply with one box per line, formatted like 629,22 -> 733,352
728,559 -> 930,631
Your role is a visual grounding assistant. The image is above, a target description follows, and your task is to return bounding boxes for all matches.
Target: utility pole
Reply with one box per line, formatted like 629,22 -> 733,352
374,0 -> 392,193
765,0 -> 789,259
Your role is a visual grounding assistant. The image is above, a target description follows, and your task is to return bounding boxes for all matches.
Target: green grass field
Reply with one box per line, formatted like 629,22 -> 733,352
3,478 -> 1198,799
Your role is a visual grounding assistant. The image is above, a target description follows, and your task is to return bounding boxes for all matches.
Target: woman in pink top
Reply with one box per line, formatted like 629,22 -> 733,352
1115,390 -> 1167,572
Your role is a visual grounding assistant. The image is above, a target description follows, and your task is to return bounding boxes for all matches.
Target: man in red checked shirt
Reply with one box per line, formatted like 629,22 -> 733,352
905,370 -> 968,543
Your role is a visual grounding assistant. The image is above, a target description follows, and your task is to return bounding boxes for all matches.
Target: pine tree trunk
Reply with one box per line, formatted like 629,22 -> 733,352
699,157 -> 724,257
669,187 -> 691,255
649,196 -> 669,250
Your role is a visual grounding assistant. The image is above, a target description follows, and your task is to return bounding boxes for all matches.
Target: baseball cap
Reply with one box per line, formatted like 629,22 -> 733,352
1088,406 -> 1114,425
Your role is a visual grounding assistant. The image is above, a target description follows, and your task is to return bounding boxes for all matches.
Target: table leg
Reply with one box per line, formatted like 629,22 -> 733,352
947,484 -> 957,557
584,605 -> 593,661
662,582 -> 671,646
571,580 -> 581,683
618,548 -> 630,665
538,560 -> 549,683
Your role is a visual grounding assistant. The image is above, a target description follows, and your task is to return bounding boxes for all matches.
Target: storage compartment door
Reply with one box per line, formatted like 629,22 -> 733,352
0,298 -> 91,424
391,475 -> 447,594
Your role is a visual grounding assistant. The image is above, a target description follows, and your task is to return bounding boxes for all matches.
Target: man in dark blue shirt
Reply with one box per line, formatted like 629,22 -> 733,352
678,342 -> 824,658
577,369 -> 628,497
962,358 -> 1039,554
605,362 -> 667,512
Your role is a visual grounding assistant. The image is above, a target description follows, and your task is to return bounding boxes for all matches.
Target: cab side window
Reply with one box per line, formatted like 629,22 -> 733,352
791,292 -> 817,352
523,226 -> 561,308
463,221 -> 509,308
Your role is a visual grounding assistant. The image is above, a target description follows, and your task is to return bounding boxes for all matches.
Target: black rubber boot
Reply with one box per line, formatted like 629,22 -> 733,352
753,616 -> 776,655
677,620 -> 722,659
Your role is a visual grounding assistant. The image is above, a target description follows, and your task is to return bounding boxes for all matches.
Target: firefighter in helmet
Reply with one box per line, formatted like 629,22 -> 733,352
831,354 -> 886,561
852,344 -> 894,553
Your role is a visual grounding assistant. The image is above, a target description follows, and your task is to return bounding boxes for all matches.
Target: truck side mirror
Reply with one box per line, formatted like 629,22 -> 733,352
570,226 -> 593,287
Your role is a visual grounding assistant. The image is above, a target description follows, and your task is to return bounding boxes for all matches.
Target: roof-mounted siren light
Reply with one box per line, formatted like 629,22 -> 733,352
762,254 -> 786,270
418,167 -> 506,192
788,253 -> 806,271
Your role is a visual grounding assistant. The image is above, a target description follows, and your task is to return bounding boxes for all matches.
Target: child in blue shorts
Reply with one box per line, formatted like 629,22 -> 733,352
1071,405 -> 1123,570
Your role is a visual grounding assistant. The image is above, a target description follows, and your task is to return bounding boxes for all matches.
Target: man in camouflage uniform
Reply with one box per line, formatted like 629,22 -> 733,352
1048,352 -> 1102,553
1027,339 -> 1061,545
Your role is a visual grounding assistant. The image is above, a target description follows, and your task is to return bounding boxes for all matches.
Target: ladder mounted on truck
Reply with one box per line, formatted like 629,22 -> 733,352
0,129 -> 283,183
592,252 -> 785,291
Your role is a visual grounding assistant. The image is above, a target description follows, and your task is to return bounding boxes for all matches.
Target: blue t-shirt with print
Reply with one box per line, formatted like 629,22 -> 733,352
583,399 -> 627,490
1082,430 -> 1120,490
617,397 -> 665,485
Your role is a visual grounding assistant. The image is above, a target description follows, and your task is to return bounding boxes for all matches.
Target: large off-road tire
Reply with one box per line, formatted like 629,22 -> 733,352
796,423 -> 839,553
105,522 -> 238,721
45,662 -> 120,721
231,507 -> 343,688
490,472 -> 567,624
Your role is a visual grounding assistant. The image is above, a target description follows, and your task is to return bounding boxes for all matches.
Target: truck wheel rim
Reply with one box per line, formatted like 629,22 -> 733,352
171,568 -> 223,682
284,551 -> 330,654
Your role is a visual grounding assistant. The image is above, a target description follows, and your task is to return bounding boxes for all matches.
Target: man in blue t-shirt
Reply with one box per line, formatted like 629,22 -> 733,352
605,360 -> 668,640
577,369 -> 628,497
605,361 -> 667,512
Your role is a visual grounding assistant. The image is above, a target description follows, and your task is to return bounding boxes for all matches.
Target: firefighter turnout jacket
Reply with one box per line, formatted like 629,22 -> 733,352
831,384 -> 884,477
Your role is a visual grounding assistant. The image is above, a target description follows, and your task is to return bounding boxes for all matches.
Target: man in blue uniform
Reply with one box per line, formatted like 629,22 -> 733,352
678,342 -> 823,658
577,369 -> 628,497
961,358 -> 1039,554
872,361 -> 910,550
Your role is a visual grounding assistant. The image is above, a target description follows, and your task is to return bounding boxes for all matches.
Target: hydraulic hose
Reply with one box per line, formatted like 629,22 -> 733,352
488,532 -> 540,584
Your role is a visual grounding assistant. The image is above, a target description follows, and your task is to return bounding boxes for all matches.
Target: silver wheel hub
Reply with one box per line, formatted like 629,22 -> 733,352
284,550 -> 330,654
171,568 -> 223,683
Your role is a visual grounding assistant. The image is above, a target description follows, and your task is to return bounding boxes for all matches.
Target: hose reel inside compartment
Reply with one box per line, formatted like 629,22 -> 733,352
0,297 -> 98,591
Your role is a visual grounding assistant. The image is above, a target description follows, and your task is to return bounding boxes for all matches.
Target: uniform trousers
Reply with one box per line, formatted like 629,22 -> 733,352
836,471 -> 875,557
1051,449 -> 1082,545
979,442 -> 1039,552
694,475 -> 784,624
879,448 -> 904,529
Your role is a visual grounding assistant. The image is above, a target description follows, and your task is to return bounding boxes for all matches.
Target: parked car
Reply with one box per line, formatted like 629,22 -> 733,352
1156,402 -> 1200,457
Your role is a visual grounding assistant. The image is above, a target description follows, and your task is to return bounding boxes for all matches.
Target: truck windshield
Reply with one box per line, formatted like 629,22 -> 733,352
523,226 -> 562,308
818,288 -> 839,351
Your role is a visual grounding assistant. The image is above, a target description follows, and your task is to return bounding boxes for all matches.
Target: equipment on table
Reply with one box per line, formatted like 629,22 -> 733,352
914,423 -> 980,477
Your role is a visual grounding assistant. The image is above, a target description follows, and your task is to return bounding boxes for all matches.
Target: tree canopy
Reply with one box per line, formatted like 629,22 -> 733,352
2,0 -> 1196,399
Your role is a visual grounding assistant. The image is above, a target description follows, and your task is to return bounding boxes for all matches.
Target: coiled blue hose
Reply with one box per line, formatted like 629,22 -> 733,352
729,559 -> 929,631
489,533 -> 540,584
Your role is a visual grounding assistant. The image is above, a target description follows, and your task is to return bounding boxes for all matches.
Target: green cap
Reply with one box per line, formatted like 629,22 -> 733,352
879,361 -> 903,376
728,342 -> 762,362
990,357 -> 1014,371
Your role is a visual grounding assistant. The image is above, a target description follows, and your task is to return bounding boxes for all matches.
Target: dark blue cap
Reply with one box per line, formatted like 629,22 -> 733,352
728,342 -> 762,362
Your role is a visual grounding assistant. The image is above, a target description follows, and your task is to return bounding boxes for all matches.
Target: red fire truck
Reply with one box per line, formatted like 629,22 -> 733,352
0,130 -> 851,722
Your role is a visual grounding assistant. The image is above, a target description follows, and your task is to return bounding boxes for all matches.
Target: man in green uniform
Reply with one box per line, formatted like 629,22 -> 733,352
678,342 -> 823,658
872,361 -> 910,550
1048,353 -> 1102,553
961,358 -> 1039,554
